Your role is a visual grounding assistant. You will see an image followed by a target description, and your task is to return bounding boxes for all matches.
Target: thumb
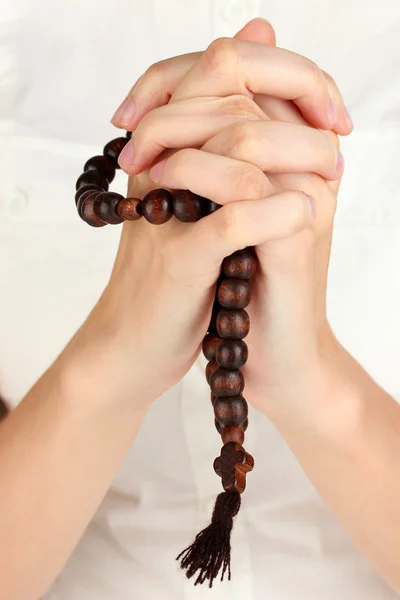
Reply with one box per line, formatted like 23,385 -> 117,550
189,190 -> 314,268
234,17 -> 276,45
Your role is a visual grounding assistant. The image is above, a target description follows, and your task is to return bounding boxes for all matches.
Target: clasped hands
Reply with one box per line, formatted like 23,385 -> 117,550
85,18 -> 353,428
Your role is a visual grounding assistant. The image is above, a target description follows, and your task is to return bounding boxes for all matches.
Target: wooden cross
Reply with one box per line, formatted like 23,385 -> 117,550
213,441 -> 254,494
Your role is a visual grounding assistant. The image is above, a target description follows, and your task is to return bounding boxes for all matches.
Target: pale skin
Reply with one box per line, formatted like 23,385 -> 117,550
0,18 -> 399,600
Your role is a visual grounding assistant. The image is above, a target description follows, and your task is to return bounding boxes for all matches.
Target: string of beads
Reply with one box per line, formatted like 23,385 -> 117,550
75,131 -> 255,587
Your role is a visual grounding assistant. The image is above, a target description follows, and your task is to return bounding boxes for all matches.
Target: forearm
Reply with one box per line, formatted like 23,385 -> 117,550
269,337 -> 400,594
0,317 -> 151,600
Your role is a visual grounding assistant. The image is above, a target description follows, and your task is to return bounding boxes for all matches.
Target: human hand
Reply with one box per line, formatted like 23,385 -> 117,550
109,19 -> 349,426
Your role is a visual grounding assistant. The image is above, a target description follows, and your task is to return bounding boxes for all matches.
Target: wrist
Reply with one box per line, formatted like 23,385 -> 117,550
57,298 -> 155,418
264,332 -> 364,442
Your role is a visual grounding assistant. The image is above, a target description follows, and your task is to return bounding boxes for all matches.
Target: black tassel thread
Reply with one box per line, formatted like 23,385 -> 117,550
176,490 -> 241,587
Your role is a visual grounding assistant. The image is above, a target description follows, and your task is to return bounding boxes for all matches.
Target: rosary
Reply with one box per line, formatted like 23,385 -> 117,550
75,131 -> 255,588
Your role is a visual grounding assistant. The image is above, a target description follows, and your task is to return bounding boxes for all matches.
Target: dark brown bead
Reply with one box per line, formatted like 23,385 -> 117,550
222,248 -> 257,280
216,339 -> 248,369
76,170 -> 109,191
210,368 -> 244,398
208,300 -> 223,334
217,309 -> 250,339
78,193 -> 107,228
103,137 -> 128,166
221,425 -> 245,445
117,197 -> 142,221
142,189 -> 173,225
211,393 -> 216,406
213,441 -> 254,493
172,190 -> 207,222
75,183 -> 101,206
218,278 -> 252,309
202,333 -> 222,361
207,200 -> 221,213
214,395 -> 248,426
76,188 -> 101,213
93,192 -> 124,224
84,155 -> 116,183
77,189 -> 98,217
205,360 -> 219,385
126,131 -> 132,139
215,417 -> 248,434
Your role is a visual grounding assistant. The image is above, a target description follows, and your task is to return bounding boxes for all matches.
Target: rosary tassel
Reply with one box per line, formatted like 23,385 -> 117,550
176,491 -> 241,587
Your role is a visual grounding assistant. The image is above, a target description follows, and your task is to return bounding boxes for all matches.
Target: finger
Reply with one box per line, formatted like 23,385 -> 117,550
111,18 -> 276,131
170,38 -> 337,131
111,52 -> 198,129
148,148 -> 273,204
252,71 -> 353,136
117,94 -> 268,174
234,17 -> 276,45
201,120 -> 344,181
189,190 -> 314,265
118,96 -> 342,181
322,69 -> 354,134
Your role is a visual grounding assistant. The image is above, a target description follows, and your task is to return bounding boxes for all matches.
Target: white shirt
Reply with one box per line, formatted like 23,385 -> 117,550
1,0 -> 399,598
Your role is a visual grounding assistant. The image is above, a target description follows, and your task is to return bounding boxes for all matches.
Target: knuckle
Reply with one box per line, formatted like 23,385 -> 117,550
228,163 -> 268,199
203,37 -> 237,73
223,94 -> 265,120
322,69 -> 335,86
226,121 -> 258,158
145,59 -> 166,81
304,58 -> 325,90
217,204 -> 242,245
288,192 -> 312,231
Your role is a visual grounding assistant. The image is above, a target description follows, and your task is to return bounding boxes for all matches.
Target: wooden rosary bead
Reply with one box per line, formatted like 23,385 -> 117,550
215,417 -> 248,434
218,278 -> 252,309
77,188 -> 98,217
213,441 -> 254,493
213,395 -> 248,426
216,309 -> 250,339
142,189 -> 173,224
208,299 -> 223,334
103,137 -> 128,166
75,183 -> 101,205
172,190 -> 207,222
221,425 -> 245,445
216,339 -> 248,369
222,248 -> 257,280
211,393 -> 216,406
210,368 -> 245,398
76,170 -> 109,191
84,155 -> 116,183
126,131 -> 132,139
202,333 -> 221,361
76,188 -> 101,213
207,200 -> 221,214
77,192 -> 107,228
93,192 -> 124,225
205,359 -> 219,385
117,197 -> 142,221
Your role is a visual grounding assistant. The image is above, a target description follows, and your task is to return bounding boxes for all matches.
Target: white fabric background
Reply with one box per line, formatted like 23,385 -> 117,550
0,0 -> 399,598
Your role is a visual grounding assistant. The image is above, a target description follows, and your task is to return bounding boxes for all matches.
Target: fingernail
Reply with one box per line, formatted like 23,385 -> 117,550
344,107 -> 353,130
149,159 -> 167,183
305,194 -> 316,219
336,149 -> 345,174
118,141 -> 135,171
327,97 -> 337,126
111,96 -> 136,127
